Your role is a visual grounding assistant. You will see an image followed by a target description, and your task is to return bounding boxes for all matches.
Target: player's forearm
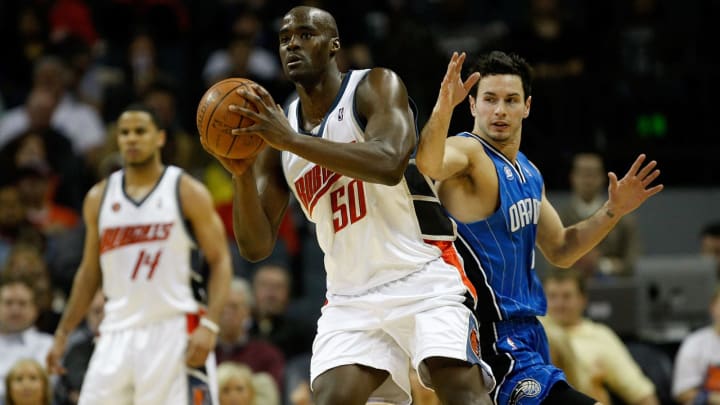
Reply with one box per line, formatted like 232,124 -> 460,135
553,202 -> 622,268
55,266 -> 101,337
231,171 -> 283,261
204,254 -> 232,324
280,123 -> 413,186
416,106 -> 453,180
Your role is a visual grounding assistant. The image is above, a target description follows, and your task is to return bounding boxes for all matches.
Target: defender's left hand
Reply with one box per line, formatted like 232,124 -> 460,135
607,154 -> 663,217
186,326 -> 217,368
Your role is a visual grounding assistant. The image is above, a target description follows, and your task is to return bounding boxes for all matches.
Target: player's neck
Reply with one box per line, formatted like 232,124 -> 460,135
296,68 -> 344,127
124,160 -> 165,187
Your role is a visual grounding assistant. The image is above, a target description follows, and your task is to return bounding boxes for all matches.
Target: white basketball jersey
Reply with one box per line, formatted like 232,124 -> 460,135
283,69 -> 457,295
98,166 -> 198,332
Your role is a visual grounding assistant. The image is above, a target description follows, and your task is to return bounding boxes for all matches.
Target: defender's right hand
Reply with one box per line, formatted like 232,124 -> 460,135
200,133 -> 255,177
46,334 -> 68,375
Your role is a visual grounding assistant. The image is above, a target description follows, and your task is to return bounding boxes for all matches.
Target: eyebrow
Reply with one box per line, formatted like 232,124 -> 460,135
279,24 -> 318,34
482,91 -> 522,97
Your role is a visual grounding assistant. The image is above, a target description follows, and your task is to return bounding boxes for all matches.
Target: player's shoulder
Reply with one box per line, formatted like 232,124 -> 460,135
85,178 -> 109,204
177,172 -> 214,208
358,67 -> 405,92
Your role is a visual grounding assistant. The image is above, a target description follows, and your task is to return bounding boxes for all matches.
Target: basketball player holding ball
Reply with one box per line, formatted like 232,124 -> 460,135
201,6 -> 495,405
47,104 -> 233,405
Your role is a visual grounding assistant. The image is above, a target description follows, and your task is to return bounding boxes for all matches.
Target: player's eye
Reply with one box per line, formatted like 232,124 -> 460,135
301,32 -> 312,39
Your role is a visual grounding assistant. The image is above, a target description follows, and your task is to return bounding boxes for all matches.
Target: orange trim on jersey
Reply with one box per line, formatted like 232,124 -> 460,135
425,239 -> 477,301
186,308 -> 206,334
193,387 -> 205,405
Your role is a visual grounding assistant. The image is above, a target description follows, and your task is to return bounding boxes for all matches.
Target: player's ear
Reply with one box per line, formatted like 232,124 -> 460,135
330,37 -> 340,57
468,95 -> 477,118
157,129 -> 167,148
523,96 -> 532,119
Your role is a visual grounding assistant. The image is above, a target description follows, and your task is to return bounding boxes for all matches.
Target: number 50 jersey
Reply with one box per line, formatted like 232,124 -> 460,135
283,70 -> 461,296
98,166 -> 199,332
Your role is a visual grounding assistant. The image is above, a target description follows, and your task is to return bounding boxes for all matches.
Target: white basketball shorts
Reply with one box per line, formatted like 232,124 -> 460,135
310,256 -> 495,405
78,315 -> 218,405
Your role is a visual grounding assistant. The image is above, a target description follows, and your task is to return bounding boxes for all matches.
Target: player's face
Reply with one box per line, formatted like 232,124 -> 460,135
219,376 -> 253,405
544,279 -> 586,326
0,283 -> 37,333
571,155 -> 605,201
8,362 -> 46,405
116,111 -> 165,167
469,74 -> 530,144
279,11 -> 335,84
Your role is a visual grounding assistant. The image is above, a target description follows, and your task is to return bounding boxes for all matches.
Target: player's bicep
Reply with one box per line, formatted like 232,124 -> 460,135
438,136 -> 472,179
77,183 -> 105,276
180,176 -> 229,266
356,69 -> 416,157
535,189 -> 567,262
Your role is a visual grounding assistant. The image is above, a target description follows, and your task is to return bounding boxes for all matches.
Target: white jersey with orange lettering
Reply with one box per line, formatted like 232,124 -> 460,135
98,165 -> 199,332
282,69 -> 460,296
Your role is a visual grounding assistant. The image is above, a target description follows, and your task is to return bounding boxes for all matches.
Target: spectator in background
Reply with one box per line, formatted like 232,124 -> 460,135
556,152 -> 640,277
700,221 -> 720,279
53,290 -> 103,405
4,358 -> 52,405
0,274 -> 54,399
0,181 -> 45,267
15,162 -> 79,236
249,264 -> 314,362
217,362 -> 280,405
542,270 -> 659,405
0,56 -> 106,164
672,286 -> 720,405
216,278 -> 285,389
3,244 -> 61,335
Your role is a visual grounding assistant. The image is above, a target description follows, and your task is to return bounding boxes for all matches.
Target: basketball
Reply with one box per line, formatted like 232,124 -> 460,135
196,77 -> 266,159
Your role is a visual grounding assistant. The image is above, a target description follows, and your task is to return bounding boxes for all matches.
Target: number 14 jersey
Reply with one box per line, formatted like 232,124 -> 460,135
283,69 -> 458,296
98,166 -> 199,332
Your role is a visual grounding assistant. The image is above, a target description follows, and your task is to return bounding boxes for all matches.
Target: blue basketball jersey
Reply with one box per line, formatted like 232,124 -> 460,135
450,132 -> 546,322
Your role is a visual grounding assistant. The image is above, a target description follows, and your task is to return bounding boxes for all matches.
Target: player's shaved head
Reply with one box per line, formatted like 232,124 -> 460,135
285,6 -> 339,38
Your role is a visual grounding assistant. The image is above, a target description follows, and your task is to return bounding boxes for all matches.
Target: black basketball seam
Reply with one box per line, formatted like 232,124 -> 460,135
202,79 -> 248,152
225,82 -> 255,157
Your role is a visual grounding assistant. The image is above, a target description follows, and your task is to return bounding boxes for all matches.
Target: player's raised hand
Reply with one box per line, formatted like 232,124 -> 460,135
230,85 -> 294,151
434,52 -> 481,114
606,154 -> 664,217
199,131 -> 255,177
46,333 -> 68,375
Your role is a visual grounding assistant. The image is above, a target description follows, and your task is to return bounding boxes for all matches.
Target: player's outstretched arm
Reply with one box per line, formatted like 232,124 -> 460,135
180,175 -> 233,367
537,154 -> 663,268
417,52 -> 479,181
47,182 -> 105,374
234,69 -> 417,185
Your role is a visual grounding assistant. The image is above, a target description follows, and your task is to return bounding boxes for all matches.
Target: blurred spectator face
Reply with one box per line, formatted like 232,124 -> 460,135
7,359 -> 48,405
0,282 -> 38,333
34,57 -> 69,97
701,234 -> 720,263
253,265 -> 290,317
144,89 -> 175,128
17,166 -> 51,208
0,185 -> 25,230
26,90 -> 58,130
570,154 -> 605,202
545,277 -> 586,327
5,246 -> 52,311
14,133 -> 48,167
87,290 -> 105,335
220,283 -> 251,339
219,374 -> 254,405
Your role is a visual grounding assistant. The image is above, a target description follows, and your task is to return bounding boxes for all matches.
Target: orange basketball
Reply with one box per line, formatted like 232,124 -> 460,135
196,78 -> 266,159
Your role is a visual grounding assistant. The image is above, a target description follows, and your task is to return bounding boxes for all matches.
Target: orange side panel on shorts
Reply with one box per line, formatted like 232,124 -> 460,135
425,239 -> 477,301
193,387 -> 205,405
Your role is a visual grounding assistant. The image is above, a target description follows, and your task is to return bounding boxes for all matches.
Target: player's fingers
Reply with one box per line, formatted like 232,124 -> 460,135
456,52 -> 467,73
642,169 -> 661,187
626,154 -> 646,176
229,105 -> 262,122
608,172 -> 618,190
645,184 -> 664,197
464,73 -> 481,93
250,84 -> 276,107
637,160 -> 657,180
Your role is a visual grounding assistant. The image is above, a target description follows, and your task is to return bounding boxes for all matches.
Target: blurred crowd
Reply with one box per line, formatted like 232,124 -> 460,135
1,0 -> 719,404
